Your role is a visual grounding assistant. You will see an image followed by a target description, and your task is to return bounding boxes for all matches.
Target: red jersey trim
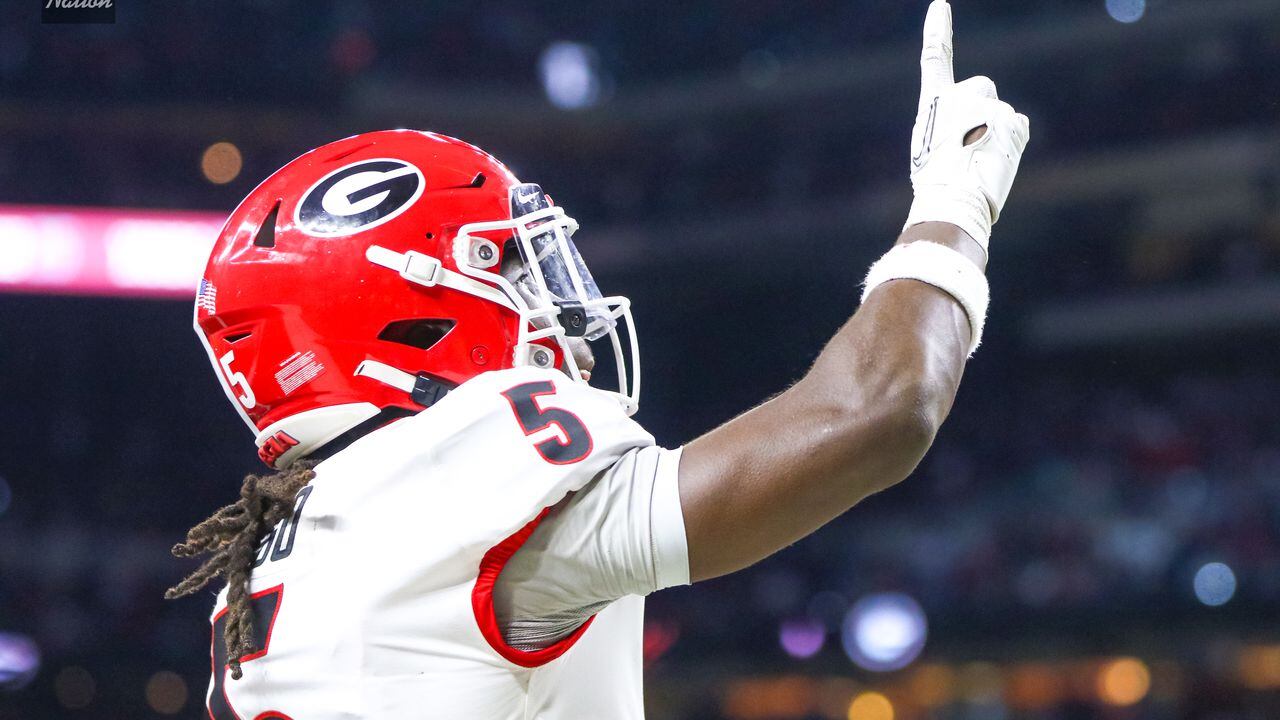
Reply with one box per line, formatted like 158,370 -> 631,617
471,508 -> 597,668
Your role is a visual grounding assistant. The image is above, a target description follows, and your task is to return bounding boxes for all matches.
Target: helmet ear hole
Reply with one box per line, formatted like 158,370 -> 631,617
378,319 -> 456,351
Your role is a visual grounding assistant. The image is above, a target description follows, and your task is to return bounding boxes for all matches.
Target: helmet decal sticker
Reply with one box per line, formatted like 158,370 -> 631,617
296,159 -> 425,237
196,278 -> 217,314
274,350 -> 326,396
256,430 -> 300,467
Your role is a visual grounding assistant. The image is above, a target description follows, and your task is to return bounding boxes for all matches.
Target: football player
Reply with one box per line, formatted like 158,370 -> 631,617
167,2 -> 1029,717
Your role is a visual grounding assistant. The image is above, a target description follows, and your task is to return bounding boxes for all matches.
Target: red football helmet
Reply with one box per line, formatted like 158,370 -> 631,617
195,130 -> 639,468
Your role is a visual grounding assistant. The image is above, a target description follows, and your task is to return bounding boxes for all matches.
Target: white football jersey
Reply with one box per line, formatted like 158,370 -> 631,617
205,366 -> 658,720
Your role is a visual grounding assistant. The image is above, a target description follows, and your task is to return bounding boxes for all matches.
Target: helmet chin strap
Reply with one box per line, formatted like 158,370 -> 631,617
353,359 -> 417,393
354,360 -> 452,408
254,361 -> 453,470
365,237 -> 640,417
365,246 -> 517,312
365,243 -> 569,379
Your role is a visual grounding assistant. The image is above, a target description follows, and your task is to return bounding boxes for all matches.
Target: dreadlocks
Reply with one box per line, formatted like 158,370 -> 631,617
165,460 -> 316,679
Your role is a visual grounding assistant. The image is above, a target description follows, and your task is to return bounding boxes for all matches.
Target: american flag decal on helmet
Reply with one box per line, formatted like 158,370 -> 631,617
196,279 -> 217,313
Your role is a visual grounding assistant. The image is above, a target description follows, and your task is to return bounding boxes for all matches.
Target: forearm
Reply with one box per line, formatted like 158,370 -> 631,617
680,223 -> 981,580
678,0 -> 1028,584
799,220 -> 984,480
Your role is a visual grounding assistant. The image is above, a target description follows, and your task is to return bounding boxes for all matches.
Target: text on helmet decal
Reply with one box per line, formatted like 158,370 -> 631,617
295,158 -> 425,237
274,350 -> 326,396
258,430 -> 300,467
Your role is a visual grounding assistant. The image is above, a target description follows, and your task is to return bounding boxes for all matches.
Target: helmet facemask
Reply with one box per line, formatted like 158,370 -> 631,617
452,184 -> 640,414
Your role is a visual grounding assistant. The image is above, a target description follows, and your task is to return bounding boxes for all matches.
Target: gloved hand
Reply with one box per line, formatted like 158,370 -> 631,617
904,0 -> 1030,254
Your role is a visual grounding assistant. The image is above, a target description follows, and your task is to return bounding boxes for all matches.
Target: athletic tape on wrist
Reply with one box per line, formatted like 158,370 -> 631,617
861,241 -> 989,355
904,191 -> 993,255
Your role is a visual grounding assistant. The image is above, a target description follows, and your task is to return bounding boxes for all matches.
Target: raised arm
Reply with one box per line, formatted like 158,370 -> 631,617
677,0 -> 1030,582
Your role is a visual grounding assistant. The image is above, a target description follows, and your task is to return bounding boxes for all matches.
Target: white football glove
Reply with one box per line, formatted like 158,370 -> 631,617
905,0 -> 1030,254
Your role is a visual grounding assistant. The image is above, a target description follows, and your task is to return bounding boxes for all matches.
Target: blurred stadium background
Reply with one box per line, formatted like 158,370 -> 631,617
2,0 -> 1280,718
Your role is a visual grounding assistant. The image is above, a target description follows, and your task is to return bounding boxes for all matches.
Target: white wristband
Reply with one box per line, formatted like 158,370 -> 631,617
861,241 -> 989,355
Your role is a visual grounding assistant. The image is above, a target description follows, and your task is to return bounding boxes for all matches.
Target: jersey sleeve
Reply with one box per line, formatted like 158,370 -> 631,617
492,444 -> 690,651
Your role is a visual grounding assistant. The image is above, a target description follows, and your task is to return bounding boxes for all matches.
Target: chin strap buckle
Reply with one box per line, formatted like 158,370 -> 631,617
411,374 -> 450,407
366,246 -> 442,287
354,360 -> 452,409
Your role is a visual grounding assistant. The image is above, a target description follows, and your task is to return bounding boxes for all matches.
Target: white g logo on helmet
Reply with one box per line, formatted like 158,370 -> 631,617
296,159 -> 425,237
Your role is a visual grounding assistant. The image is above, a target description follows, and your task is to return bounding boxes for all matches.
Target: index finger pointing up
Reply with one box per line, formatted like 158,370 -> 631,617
920,0 -> 955,96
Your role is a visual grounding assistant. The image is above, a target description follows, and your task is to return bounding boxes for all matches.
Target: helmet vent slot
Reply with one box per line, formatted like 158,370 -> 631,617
469,172 -> 486,188
378,319 -> 456,351
225,331 -> 252,344
253,201 -> 281,248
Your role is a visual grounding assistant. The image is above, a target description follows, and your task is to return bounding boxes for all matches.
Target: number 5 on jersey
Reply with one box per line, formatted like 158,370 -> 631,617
501,381 -> 593,464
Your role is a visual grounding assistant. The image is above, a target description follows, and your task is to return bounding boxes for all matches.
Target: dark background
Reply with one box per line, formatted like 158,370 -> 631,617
2,0 -> 1280,718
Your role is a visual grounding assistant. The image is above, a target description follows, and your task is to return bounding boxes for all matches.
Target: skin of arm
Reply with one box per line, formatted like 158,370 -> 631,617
677,221 -> 986,582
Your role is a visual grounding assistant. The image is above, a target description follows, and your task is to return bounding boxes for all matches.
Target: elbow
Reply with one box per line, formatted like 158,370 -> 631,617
881,344 -> 963,460
906,373 -> 956,437
862,378 -> 951,492
888,383 -> 945,457
791,357 -> 960,497
890,384 -> 942,456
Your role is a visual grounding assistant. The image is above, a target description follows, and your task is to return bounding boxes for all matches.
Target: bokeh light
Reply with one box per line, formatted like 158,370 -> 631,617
1238,645 -> 1280,690
538,42 -> 603,110
0,222 -> 39,282
0,632 -> 40,690
1105,0 -> 1145,23
200,142 -> 243,185
906,664 -> 956,708
722,675 -> 817,719
1193,562 -> 1236,606
1098,657 -> 1151,706
847,691 -> 894,720
816,678 -> 860,719
779,618 -> 826,659
145,671 -> 188,714
54,666 -> 95,710
841,593 -> 928,672
1007,663 -> 1063,710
